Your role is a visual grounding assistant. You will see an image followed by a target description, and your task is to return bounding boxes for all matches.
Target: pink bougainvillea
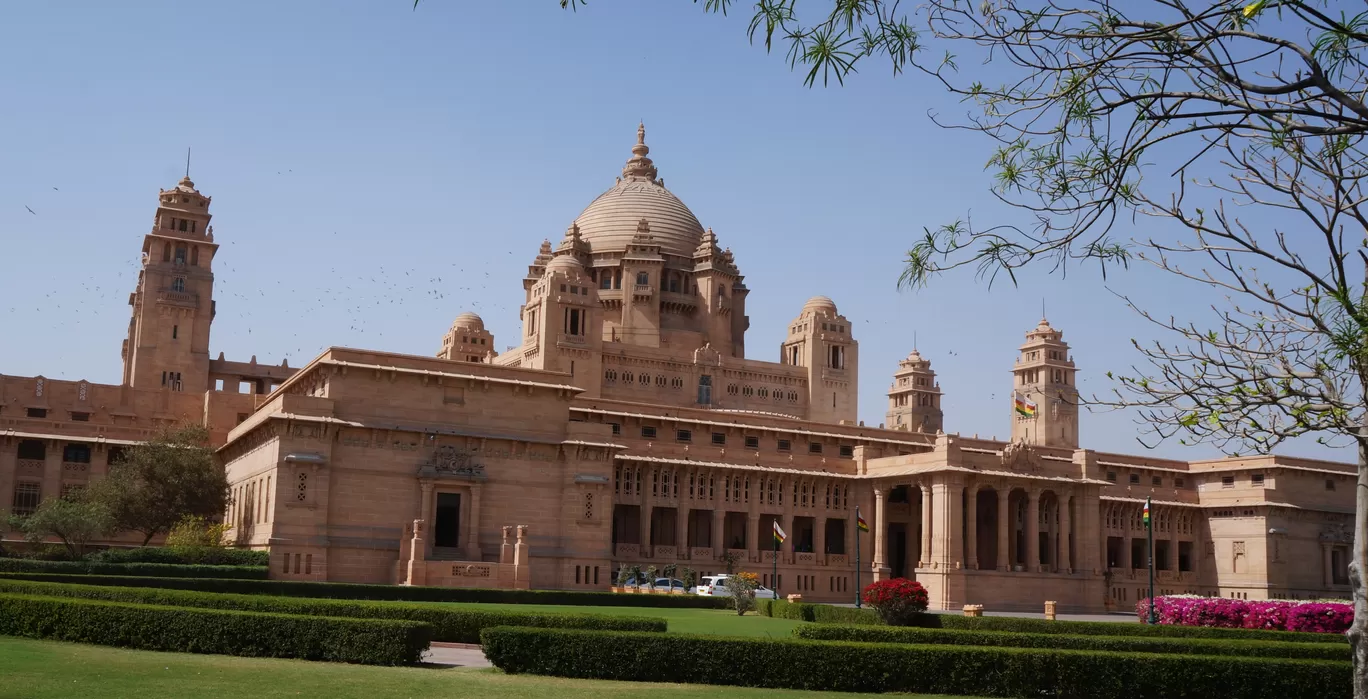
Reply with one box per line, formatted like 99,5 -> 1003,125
1136,595 -> 1351,635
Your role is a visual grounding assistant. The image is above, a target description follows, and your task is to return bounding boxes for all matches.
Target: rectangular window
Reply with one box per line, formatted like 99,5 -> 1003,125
1174,477 -> 1185,488
676,429 -> 692,443
1106,471 -> 1117,483
1127,473 -> 1140,484
777,439 -> 791,452
1151,476 -> 1162,486
62,444 -> 91,463
697,375 -> 712,405
839,445 -> 854,458
610,422 -> 621,436
70,412 -> 90,422
808,442 -> 823,455
1221,476 -> 1235,489
711,432 -> 726,446
641,426 -> 657,439
11,482 -> 40,517
1251,474 -> 1265,486
26,408 -> 46,419
1326,479 -> 1337,491
744,436 -> 760,449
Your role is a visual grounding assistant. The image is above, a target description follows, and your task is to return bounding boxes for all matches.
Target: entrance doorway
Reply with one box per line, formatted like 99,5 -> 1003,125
889,524 -> 908,578
434,492 -> 462,548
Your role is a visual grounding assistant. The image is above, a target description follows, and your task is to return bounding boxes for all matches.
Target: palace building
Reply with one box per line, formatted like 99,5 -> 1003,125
1,125 -> 1355,612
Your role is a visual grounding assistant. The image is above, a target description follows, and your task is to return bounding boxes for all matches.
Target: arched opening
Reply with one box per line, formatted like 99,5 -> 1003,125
1038,490 -> 1059,571
1008,488 -> 1029,570
975,486 -> 998,570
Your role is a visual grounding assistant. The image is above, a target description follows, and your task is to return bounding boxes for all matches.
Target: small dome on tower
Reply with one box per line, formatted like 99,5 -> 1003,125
543,254 -> 585,276
452,312 -> 484,331
803,296 -> 838,314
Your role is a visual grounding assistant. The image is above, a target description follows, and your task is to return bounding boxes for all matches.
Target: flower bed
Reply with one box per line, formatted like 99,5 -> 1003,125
1138,595 -> 1352,634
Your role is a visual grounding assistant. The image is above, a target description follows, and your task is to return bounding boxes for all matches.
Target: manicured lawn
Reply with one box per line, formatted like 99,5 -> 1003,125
433,601 -> 806,637
0,637 -> 966,699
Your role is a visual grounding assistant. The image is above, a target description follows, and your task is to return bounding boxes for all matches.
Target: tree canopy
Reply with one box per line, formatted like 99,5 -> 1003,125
92,424 -> 229,546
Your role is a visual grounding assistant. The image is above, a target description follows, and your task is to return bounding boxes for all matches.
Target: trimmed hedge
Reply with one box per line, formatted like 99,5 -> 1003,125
794,624 -> 1349,661
0,559 -> 268,579
480,626 -> 1349,698
0,578 -> 666,643
89,547 -> 270,567
759,599 -> 1348,644
0,593 -> 430,665
0,572 -> 728,608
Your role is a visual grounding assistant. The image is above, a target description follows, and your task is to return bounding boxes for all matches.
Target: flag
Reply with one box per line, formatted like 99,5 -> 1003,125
773,520 -> 787,544
1013,392 -> 1038,418
856,511 -> 869,532
1143,497 -> 1151,528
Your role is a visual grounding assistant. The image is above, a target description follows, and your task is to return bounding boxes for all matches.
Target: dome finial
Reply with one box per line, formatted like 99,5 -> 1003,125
622,122 -> 658,182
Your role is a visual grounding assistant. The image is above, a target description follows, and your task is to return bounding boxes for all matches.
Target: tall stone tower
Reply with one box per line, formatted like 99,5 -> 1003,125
121,175 -> 218,394
885,349 -> 943,433
1010,317 -> 1079,448
513,236 -> 602,393
781,296 -> 858,425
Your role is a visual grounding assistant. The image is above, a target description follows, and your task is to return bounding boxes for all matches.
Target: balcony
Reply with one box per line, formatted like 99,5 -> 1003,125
556,333 -> 587,347
826,553 -> 849,566
689,547 -> 714,562
661,291 -> 698,311
156,288 -> 199,308
614,543 -> 640,559
652,545 -> 678,560
16,458 -> 43,476
794,552 -> 815,565
632,284 -> 654,299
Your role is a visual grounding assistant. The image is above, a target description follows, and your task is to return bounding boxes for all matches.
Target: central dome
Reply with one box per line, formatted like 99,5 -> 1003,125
573,124 -> 704,259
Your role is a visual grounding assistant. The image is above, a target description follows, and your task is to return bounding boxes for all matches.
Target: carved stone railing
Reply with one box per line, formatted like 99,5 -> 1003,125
556,333 -> 586,346
826,553 -> 849,566
690,547 -> 714,562
652,545 -> 677,560
794,552 -> 815,565
632,284 -> 654,298
761,550 -> 781,564
614,544 -> 639,559
726,548 -> 747,563
156,289 -> 200,308
16,459 -> 44,476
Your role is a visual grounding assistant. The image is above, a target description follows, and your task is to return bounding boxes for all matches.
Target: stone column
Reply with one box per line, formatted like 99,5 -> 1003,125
997,487 -> 1010,571
43,440 -> 62,503
919,484 -> 933,566
418,481 -> 434,560
466,485 -> 483,560
780,512 -> 793,564
711,508 -> 725,557
746,513 -> 759,561
815,515 -> 827,565
1058,493 -> 1072,573
1323,543 -> 1333,586
965,484 -> 978,570
873,487 -> 887,572
641,503 -> 654,557
1026,489 -> 1041,572
1167,510 -> 1179,575
1121,506 -> 1134,571
930,479 -> 964,570
676,505 -> 690,552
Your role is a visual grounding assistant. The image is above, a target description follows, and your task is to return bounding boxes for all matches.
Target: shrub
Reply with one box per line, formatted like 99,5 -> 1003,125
87,547 -> 269,567
480,626 -> 1349,698
0,572 -> 729,608
861,579 -> 928,625
0,593 -> 430,665
0,560 -> 267,579
162,515 -> 229,548
1139,596 -> 1353,635
757,598 -> 1344,643
0,577 -> 666,643
793,624 -> 1349,661
725,571 -> 759,616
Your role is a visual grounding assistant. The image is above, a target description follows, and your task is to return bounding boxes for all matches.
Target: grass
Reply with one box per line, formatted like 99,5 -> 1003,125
429,600 -> 806,637
0,637 -> 966,699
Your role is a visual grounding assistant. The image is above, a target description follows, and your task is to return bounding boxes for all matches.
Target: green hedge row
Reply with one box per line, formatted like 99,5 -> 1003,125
480,626 -> 1350,698
0,593 -> 430,665
0,559 -> 268,579
759,600 -> 1348,644
0,572 -> 728,608
0,578 -> 666,643
88,547 -> 270,567
793,624 -> 1349,661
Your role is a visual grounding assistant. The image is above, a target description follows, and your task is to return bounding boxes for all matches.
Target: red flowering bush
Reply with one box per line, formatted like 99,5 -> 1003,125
861,579 -> 929,626
1137,595 -> 1351,635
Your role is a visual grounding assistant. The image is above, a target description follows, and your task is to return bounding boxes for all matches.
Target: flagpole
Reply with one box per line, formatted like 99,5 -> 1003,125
854,506 -> 862,608
1146,496 -> 1156,624
773,525 -> 779,599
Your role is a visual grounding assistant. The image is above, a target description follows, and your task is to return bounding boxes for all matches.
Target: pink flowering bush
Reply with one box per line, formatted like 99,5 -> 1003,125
1137,595 -> 1351,635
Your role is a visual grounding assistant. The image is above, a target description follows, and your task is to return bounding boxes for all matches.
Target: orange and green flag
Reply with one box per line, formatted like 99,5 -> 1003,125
1143,497 -> 1151,528
856,510 -> 869,532
1013,392 -> 1038,418
773,520 -> 787,544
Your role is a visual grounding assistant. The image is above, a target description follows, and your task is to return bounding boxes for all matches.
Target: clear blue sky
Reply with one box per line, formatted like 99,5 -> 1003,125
0,0 -> 1340,461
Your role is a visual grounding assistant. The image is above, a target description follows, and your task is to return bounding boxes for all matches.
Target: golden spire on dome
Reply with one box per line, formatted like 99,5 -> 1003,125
622,121 -> 659,182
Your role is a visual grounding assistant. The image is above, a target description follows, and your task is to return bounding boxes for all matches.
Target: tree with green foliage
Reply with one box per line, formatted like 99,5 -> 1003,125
550,0 -> 1368,692
7,491 -> 113,559
92,424 -> 229,546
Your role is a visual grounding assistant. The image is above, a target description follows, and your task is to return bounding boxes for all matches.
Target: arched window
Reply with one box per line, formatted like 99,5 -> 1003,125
600,273 -> 612,289
174,246 -> 187,265
636,272 -> 649,286
162,242 -> 171,262
191,246 -> 199,266
171,277 -> 186,293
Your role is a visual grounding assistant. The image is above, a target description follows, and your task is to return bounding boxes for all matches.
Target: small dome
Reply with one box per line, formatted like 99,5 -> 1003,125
803,296 -> 838,314
452,312 -> 484,331
543,254 -> 585,276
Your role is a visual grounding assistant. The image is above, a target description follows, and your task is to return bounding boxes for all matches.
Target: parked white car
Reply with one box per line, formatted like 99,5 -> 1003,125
692,574 -> 778,599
